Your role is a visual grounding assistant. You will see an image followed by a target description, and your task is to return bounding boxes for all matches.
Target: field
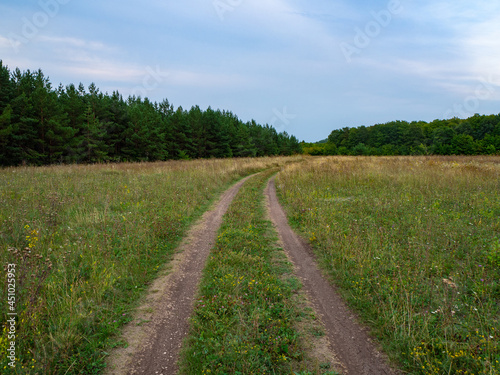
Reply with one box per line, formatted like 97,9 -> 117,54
276,156 -> 500,374
1,155 -> 499,375
0,157 -> 295,374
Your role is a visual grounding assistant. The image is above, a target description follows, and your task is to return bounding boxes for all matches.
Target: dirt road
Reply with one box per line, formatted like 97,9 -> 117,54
107,172 -> 398,375
266,177 -> 397,375
106,175 -> 253,375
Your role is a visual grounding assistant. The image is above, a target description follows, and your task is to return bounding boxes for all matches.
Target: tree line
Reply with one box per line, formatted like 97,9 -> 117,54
0,61 -> 301,166
302,114 -> 500,156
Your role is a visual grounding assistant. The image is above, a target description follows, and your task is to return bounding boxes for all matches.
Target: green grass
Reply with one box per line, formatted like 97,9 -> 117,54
0,157 -> 297,374
179,169 -> 334,374
276,156 -> 500,375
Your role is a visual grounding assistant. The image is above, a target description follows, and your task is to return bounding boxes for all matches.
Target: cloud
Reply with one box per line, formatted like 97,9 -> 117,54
348,1 -> 500,99
0,34 -> 14,48
62,63 -> 144,83
166,69 -> 251,88
190,0 -> 344,62
37,36 -> 108,51
401,2 -> 500,73
463,15 -> 500,79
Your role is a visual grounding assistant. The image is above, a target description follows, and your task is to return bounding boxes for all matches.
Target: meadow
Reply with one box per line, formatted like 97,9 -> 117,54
0,157 -> 295,374
276,156 -> 500,375
2,155 -> 499,375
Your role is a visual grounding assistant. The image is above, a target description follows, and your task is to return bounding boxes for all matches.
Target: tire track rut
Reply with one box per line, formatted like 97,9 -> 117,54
266,177 -> 398,375
106,175 -> 253,375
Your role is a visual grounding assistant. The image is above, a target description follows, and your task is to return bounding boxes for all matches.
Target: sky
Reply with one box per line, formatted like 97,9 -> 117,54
0,0 -> 499,142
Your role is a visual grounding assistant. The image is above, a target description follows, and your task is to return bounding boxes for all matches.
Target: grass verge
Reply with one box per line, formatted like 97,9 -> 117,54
0,157 -> 298,374
276,156 -> 500,375
179,170 -> 339,375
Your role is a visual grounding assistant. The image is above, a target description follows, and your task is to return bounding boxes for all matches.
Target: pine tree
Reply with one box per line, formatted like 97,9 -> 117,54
77,103 -> 108,162
168,105 -> 196,159
0,61 -> 15,164
0,61 -> 12,112
30,70 -> 76,163
233,122 -> 256,157
189,105 -> 206,158
9,68 -> 41,164
58,83 -> 86,162
159,99 -> 179,158
103,91 -> 129,161
0,105 -> 14,165
204,107 -> 231,158
122,97 -> 167,161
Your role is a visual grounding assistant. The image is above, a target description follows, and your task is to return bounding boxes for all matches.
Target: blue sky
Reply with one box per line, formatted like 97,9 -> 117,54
0,0 -> 499,142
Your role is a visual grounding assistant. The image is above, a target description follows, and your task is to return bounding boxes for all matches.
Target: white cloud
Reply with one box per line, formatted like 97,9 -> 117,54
402,2 -> 500,69
462,15 -> 500,78
236,0 -> 340,47
367,1 -> 500,99
62,63 -> 144,83
37,36 -> 108,51
166,69 -> 251,88
65,63 -> 253,90
0,34 -> 14,49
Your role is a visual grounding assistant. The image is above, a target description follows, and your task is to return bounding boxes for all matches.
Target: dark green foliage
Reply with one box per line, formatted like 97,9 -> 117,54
0,61 -> 300,166
310,114 -> 500,156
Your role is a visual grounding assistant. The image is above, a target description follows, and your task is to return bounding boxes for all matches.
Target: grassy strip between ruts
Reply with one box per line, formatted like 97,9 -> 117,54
276,156 -> 500,375
0,157 -> 301,375
179,169 -> 339,375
